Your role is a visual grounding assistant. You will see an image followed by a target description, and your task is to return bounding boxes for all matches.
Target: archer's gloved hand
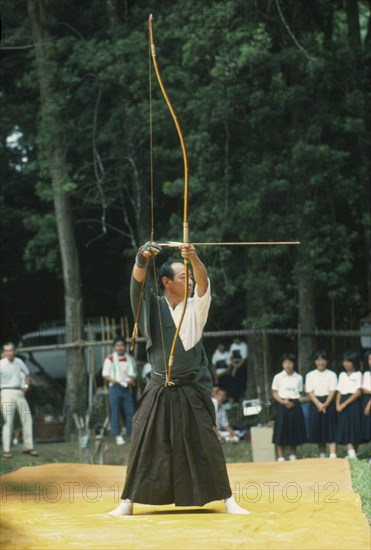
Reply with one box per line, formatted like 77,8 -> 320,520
135,241 -> 162,268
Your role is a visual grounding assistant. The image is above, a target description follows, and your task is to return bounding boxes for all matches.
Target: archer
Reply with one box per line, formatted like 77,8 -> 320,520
108,242 -> 249,515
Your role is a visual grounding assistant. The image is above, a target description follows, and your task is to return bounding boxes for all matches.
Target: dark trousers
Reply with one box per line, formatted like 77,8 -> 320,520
108,385 -> 135,436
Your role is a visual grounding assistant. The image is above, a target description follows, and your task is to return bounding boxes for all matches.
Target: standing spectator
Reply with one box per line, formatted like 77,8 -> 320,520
305,351 -> 337,458
211,343 -> 231,392
336,351 -> 363,459
0,342 -> 38,458
271,353 -> 307,461
102,337 -> 136,445
361,350 -> 371,444
228,337 -> 248,402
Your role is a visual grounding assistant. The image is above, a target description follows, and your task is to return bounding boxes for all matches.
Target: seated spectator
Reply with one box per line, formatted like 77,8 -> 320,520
212,388 -> 240,443
211,343 -> 232,393
211,385 -> 220,399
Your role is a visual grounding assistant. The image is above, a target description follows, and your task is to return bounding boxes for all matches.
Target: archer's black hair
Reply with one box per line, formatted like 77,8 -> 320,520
314,350 -> 328,360
343,351 -> 359,370
281,353 -> 296,364
158,260 -> 182,290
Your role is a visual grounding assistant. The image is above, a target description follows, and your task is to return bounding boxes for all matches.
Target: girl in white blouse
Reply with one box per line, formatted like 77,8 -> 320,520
336,351 -> 363,459
361,350 -> 371,443
305,350 -> 337,458
272,353 -> 307,461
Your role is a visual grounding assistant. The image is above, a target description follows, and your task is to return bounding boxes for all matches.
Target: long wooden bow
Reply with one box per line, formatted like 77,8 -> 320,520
148,14 -> 189,385
147,15 -> 301,385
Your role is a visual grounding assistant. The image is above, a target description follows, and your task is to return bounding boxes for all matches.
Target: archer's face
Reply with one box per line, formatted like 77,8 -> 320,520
163,262 -> 194,299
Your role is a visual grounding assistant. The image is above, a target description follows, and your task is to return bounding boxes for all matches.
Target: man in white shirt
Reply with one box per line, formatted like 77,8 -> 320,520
0,342 -> 38,458
102,337 -> 136,445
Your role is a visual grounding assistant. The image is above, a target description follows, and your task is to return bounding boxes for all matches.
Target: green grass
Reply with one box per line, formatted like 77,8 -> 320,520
348,458 -> 371,522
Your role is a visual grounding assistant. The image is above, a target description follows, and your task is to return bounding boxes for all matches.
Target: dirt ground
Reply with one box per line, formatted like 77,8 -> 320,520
0,436 -> 253,475
1,437 -> 370,476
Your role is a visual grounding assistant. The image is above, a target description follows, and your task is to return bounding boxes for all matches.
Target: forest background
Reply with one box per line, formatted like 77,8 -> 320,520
1,0 -> 370,421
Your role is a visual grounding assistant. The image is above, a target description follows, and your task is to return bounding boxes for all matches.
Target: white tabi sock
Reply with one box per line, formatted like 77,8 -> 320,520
225,495 -> 250,515
108,499 -> 133,516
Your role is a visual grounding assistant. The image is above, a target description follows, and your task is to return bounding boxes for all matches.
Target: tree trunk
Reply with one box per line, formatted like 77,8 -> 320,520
245,332 -> 266,401
26,0 -> 87,434
106,0 -> 147,247
297,262 -> 316,375
346,1 -> 370,313
244,254 -> 273,403
345,0 -> 361,49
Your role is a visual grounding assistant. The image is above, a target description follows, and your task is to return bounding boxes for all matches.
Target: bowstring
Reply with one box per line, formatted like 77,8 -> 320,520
148,25 -> 167,379
130,29 -> 156,351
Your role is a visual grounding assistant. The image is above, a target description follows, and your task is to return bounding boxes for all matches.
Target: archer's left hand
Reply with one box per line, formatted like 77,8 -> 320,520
179,243 -> 196,259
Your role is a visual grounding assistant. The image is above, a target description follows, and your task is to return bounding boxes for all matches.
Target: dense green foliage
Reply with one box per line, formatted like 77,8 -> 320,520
1,0 -> 370,350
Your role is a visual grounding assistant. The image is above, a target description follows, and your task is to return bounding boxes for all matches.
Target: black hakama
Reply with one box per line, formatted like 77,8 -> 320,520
361,394 -> 371,442
272,399 -> 307,446
122,372 -> 232,506
336,394 -> 363,445
308,396 -> 337,443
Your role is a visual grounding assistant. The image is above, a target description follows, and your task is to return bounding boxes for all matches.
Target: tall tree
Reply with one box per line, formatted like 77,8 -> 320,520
26,0 -> 86,432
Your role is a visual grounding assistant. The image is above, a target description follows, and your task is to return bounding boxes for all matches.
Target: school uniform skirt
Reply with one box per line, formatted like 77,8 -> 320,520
336,394 -> 363,445
308,396 -> 337,444
121,371 -> 232,506
361,394 -> 371,442
273,399 -> 307,446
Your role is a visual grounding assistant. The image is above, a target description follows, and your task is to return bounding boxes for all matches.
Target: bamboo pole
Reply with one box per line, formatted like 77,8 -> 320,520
105,316 -> 111,356
100,317 -> 105,367
331,299 -> 336,364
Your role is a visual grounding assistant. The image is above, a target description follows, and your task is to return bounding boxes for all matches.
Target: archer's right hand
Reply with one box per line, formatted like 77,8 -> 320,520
141,241 -> 161,257
135,241 -> 161,267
